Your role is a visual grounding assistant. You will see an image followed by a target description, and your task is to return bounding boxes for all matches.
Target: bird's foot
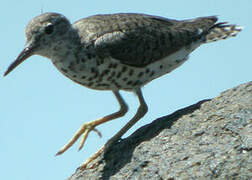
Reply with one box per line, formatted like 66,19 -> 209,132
55,121 -> 102,156
55,91 -> 128,156
78,136 -> 120,170
78,145 -> 105,170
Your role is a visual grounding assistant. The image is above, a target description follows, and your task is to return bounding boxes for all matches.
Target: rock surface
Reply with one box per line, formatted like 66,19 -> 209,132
69,81 -> 252,180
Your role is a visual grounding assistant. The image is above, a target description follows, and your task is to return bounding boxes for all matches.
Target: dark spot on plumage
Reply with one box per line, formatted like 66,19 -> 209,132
111,71 -> 116,76
101,69 -> 110,76
72,75 -> 77,78
123,77 -> 128,81
107,76 -> 112,81
100,59 -> 104,64
160,65 -> 163,69
110,79 -> 116,84
145,68 -> 150,73
129,69 -> 134,76
127,81 -> 133,85
122,66 -> 127,73
87,82 -> 94,86
96,59 -> 104,66
150,71 -> 155,77
175,59 -> 180,64
91,67 -> 96,73
53,46 -> 59,51
61,68 -> 68,73
96,61 -> 100,66
95,77 -> 103,83
92,73 -> 98,79
88,77 -> 93,81
116,72 -> 122,78
114,82 -> 121,88
138,72 -> 143,77
85,44 -> 92,50
86,53 -> 93,59
81,76 -> 86,79
68,62 -> 76,72
133,80 -> 141,86
81,58 -> 85,63
112,63 -> 118,68
133,21 -> 138,27
90,67 -> 99,78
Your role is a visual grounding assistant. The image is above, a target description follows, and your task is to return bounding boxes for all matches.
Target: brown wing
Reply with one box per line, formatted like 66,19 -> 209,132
73,13 -> 217,67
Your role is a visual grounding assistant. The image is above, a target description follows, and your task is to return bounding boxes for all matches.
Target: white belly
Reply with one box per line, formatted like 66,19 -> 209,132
52,45 -> 198,91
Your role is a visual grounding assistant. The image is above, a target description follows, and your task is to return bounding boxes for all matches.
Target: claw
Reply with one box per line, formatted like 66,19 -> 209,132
93,128 -> 102,138
56,122 -> 103,155
78,126 -> 102,151
78,145 -> 105,170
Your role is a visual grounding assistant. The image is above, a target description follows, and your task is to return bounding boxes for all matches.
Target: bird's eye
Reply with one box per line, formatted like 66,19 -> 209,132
44,24 -> 54,34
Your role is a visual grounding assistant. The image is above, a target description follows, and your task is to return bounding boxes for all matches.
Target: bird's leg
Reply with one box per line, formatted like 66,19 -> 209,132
106,88 -> 148,146
56,90 -> 128,156
79,88 -> 148,169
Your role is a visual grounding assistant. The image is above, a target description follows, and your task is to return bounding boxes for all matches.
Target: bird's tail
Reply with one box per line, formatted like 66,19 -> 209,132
205,22 -> 243,43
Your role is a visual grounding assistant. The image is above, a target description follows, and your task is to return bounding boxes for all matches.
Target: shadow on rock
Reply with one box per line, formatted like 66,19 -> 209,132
101,99 -> 210,179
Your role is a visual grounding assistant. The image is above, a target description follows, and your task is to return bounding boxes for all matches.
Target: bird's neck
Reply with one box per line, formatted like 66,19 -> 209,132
43,30 -> 81,61
48,43 -> 100,81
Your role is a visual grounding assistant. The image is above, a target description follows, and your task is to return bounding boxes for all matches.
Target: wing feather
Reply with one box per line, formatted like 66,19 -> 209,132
73,13 -> 217,67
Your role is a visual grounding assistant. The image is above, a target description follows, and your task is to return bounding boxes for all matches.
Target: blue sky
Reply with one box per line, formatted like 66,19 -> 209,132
1,0 -> 251,179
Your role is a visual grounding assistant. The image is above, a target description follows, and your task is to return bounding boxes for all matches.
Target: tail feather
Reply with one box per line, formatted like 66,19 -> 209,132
205,22 -> 243,43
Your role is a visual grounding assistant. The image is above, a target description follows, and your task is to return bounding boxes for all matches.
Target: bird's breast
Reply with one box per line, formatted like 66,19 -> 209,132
51,46 -> 191,91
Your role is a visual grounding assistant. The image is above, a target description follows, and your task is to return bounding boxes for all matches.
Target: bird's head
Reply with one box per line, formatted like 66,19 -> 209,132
4,12 -> 72,76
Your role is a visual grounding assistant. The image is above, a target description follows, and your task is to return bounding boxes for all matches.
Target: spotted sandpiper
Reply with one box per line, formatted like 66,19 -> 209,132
4,12 -> 242,168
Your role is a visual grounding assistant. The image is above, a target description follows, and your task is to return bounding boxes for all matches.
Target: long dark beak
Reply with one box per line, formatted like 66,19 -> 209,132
4,45 -> 35,76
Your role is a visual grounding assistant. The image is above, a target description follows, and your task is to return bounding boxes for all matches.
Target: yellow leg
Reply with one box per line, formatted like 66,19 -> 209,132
79,88 -> 148,169
56,90 -> 128,156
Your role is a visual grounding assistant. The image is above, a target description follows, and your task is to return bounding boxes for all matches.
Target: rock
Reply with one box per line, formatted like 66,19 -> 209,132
69,81 -> 252,180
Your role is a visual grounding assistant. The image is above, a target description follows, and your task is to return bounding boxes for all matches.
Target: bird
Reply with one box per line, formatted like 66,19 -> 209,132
4,12 -> 242,169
